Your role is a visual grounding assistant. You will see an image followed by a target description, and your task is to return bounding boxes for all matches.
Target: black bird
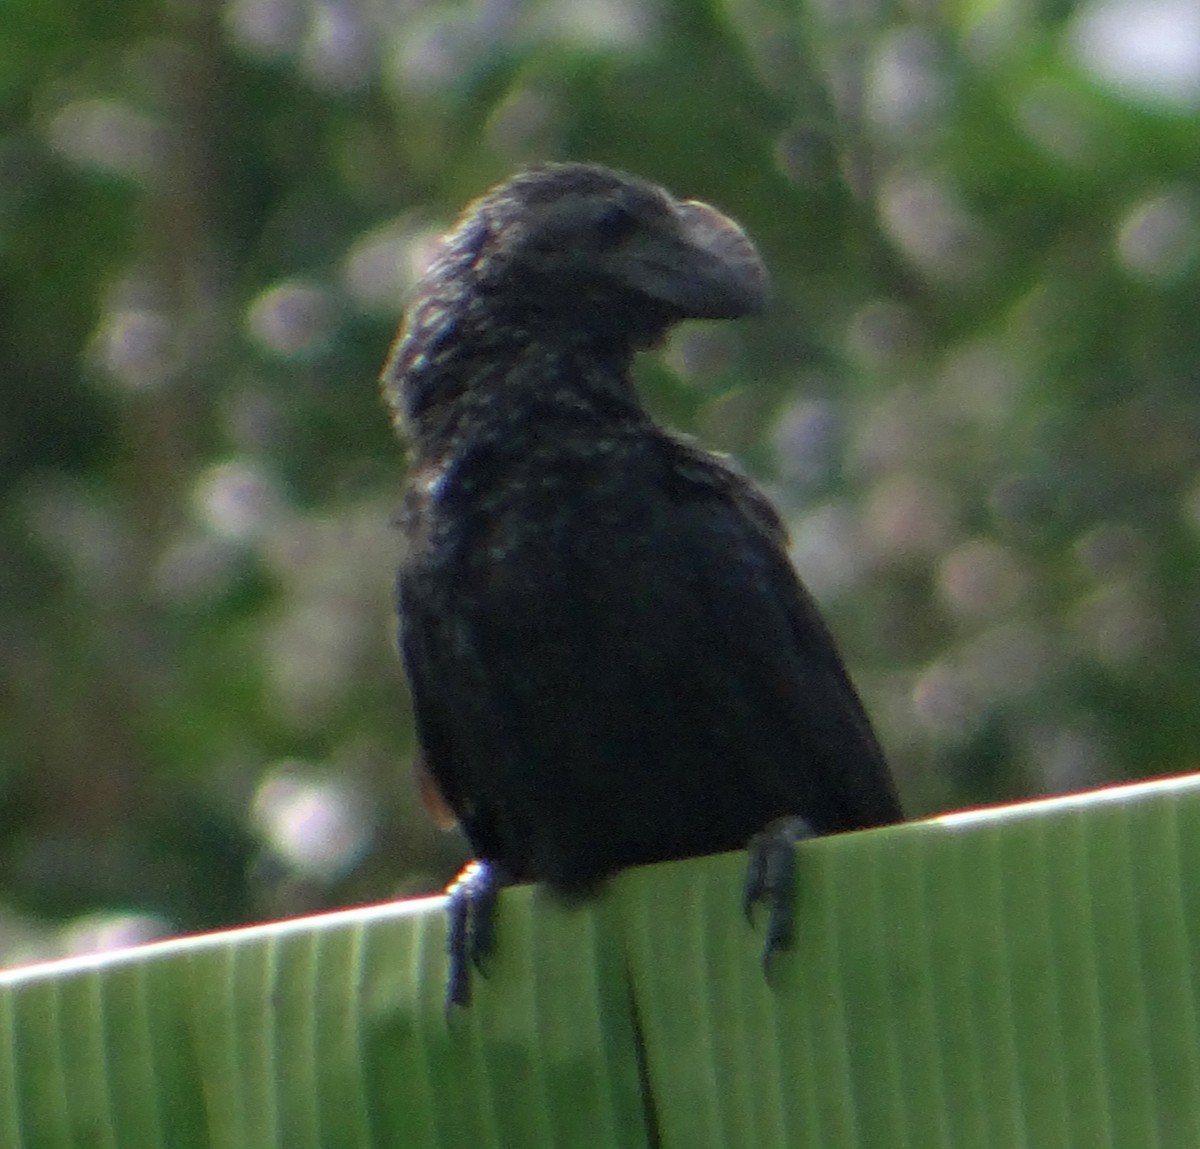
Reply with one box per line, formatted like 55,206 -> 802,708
381,163 -> 903,1007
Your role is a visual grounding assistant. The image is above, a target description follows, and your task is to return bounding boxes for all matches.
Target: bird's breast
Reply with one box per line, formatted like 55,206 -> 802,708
405,435 -> 661,624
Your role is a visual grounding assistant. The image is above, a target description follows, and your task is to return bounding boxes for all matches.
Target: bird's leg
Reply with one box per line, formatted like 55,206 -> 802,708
743,815 -> 815,972
444,858 -> 506,1010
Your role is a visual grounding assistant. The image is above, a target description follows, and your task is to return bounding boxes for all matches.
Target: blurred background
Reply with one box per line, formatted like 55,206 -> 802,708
3,0 -> 1199,963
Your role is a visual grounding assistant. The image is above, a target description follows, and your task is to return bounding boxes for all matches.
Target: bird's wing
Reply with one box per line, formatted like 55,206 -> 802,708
659,439 -> 903,831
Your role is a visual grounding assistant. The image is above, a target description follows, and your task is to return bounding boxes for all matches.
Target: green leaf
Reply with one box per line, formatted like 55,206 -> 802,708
6,774 -> 1200,1147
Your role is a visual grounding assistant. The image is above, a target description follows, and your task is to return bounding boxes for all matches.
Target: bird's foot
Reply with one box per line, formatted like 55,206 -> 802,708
743,815 -> 815,973
444,858 -> 505,1011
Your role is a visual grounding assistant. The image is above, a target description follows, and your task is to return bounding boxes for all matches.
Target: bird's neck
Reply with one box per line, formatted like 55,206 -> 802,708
385,302 -> 646,461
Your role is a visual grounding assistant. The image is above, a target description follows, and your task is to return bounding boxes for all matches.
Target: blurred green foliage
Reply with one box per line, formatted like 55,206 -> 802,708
2,0 -> 1199,961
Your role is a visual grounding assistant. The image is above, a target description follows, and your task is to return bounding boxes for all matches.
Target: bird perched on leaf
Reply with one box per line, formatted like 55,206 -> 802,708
380,162 -> 903,1008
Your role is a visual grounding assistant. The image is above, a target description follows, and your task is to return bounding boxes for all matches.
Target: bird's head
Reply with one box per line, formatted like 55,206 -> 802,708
462,164 -> 768,342
384,164 -> 768,428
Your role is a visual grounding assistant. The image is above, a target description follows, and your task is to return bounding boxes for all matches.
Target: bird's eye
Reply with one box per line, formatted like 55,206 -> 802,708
593,203 -> 638,246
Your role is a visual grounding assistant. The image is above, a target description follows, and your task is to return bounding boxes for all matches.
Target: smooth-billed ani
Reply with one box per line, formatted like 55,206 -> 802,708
380,163 -> 903,1007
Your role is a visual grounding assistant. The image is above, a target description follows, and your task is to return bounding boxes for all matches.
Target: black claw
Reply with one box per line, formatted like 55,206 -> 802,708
444,859 -> 505,1011
445,885 -> 472,1009
467,868 -> 500,969
743,816 -> 815,973
760,849 -> 796,969
742,844 -> 768,924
